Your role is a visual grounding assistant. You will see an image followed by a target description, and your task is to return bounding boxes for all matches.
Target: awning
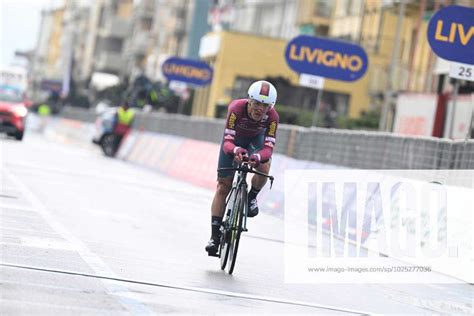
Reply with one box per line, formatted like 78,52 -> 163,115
90,72 -> 120,91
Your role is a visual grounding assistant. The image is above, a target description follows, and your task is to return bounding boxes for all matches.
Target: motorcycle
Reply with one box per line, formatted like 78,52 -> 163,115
92,107 -> 121,157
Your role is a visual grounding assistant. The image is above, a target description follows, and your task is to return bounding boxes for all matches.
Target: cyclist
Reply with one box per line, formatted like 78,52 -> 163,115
112,99 -> 135,146
37,103 -> 52,133
205,80 -> 279,256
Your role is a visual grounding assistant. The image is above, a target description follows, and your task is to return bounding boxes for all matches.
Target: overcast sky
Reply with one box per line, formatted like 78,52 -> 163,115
0,0 -> 64,67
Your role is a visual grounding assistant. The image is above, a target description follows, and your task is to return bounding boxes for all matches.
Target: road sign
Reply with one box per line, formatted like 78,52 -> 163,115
427,5 -> 474,65
299,73 -> 325,89
162,57 -> 213,86
449,62 -> 474,82
40,79 -> 62,92
284,35 -> 368,82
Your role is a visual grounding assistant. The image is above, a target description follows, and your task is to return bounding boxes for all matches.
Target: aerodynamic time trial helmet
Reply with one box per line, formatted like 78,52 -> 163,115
247,80 -> 277,109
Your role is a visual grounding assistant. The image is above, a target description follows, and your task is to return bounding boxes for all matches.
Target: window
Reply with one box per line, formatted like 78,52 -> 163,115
141,17 -> 153,31
315,25 -> 329,36
95,37 -> 123,53
231,77 -> 254,100
343,0 -> 353,16
313,0 -> 333,17
337,34 -> 353,42
98,6 -> 105,28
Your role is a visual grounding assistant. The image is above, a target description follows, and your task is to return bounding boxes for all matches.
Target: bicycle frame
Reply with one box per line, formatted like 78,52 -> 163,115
217,160 -> 274,273
231,164 -> 249,232
220,162 -> 274,234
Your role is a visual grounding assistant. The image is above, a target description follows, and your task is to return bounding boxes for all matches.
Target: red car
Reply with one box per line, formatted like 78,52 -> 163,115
0,86 -> 28,141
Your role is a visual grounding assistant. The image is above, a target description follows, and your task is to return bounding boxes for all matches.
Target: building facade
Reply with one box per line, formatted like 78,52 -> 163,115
29,6 -> 65,101
193,30 -> 369,121
191,0 -> 456,122
82,0 -> 133,80
227,0 -> 300,39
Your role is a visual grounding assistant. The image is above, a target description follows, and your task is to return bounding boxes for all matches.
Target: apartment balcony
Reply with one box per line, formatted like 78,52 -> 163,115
130,32 -> 149,55
368,64 -> 410,95
297,0 -> 333,25
393,65 -> 410,91
94,51 -> 123,73
368,65 -> 388,95
98,16 -> 131,38
135,1 -> 155,19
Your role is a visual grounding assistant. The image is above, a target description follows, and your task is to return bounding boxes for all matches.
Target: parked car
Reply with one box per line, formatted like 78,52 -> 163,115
0,85 -> 28,140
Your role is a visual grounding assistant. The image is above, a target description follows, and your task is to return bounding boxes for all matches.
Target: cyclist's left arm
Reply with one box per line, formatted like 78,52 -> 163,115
256,112 -> 279,162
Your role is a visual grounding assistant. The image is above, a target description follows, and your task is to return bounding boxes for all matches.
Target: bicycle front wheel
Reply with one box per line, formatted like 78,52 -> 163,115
220,188 -> 237,270
227,187 -> 246,274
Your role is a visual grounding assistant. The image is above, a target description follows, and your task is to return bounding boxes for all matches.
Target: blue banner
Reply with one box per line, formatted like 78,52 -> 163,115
162,57 -> 213,86
40,79 -> 62,92
427,5 -> 474,65
284,35 -> 368,82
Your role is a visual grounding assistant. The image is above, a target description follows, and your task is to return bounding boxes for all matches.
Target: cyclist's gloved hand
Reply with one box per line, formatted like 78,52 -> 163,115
249,153 -> 260,168
233,147 -> 248,164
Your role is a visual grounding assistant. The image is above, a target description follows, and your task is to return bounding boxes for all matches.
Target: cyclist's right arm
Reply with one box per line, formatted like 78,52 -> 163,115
222,102 -> 240,155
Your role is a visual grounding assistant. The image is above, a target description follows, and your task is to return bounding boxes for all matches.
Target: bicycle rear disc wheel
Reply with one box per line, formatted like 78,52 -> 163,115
227,188 -> 245,274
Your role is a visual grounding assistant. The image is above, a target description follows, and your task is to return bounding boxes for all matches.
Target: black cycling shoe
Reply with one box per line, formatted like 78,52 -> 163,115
248,198 -> 259,217
205,237 -> 220,257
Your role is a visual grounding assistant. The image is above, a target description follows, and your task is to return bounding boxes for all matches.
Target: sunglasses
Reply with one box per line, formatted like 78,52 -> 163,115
250,100 -> 270,108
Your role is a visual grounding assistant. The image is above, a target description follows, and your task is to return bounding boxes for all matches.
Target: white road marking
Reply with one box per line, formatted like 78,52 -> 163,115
0,226 -> 58,236
3,169 -> 155,315
0,204 -> 37,212
20,236 -> 78,251
1,298 -> 124,314
84,209 -> 136,222
2,262 -> 374,315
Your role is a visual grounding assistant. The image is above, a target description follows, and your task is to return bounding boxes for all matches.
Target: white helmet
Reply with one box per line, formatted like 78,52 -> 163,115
247,80 -> 277,108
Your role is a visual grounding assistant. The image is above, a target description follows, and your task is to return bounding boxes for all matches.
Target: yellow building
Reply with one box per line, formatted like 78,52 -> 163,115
297,0 -> 439,114
362,1 -> 436,94
193,31 -> 370,119
117,0 -> 133,19
193,1 -> 443,122
47,8 -> 65,69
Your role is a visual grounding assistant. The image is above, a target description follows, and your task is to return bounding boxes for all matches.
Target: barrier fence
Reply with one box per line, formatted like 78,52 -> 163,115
42,112 -> 473,282
116,127 -> 472,283
59,107 -> 474,170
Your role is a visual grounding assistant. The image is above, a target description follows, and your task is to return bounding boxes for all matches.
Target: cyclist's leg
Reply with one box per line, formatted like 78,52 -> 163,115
252,159 -> 271,188
211,177 -> 232,217
248,132 -> 270,189
213,144 -> 236,216
245,159 -> 271,217
206,176 -> 232,255
206,145 -> 235,255
213,135 -> 253,211
247,134 -> 271,217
